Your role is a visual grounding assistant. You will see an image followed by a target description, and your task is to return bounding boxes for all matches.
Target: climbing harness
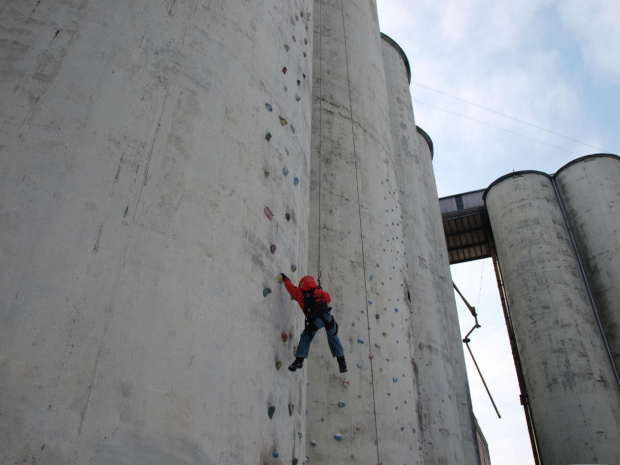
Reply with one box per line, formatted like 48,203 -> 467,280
302,288 -> 336,332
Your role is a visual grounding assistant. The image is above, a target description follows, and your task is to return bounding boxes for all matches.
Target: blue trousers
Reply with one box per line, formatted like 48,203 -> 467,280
296,311 -> 344,358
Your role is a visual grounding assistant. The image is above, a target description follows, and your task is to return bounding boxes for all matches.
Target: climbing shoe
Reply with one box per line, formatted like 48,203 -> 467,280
288,357 -> 304,372
337,355 -> 348,373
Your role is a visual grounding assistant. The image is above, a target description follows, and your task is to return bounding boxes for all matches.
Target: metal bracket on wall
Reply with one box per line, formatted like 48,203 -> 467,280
454,281 -> 501,419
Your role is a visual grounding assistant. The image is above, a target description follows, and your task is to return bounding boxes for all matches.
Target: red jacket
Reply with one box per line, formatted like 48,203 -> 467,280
283,277 -> 331,316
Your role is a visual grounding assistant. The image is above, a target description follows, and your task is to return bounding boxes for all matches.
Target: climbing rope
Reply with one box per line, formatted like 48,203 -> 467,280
338,0 -> 380,461
316,0 -> 323,277
453,281 -> 501,419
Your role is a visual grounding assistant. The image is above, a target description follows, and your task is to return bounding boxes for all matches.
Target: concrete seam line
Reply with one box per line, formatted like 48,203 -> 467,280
551,177 -> 620,392
339,0 -> 380,462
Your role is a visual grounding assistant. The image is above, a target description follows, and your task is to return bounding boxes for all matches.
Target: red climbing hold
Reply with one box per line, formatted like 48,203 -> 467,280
286,213 -> 291,221
282,67 -> 287,74
265,207 -> 274,220
270,244 -> 276,254
281,332 -> 288,342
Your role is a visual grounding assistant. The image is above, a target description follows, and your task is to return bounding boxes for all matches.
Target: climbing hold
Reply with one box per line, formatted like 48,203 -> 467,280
278,274 -> 284,283
282,67 -> 287,74
338,401 -> 345,408
304,38 -> 308,45
375,314 -> 380,319
303,73 -> 306,79
283,167 -> 289,176
289,403 -> 295,416
343,379 -> 350,387
401,427 -> 405,431
393,377 -> 398,383
291,264 -> 297,272
276,360 -> 282,369
310,440 -> 317,446
334,434 -> 343,441
357,363 -> 362,369
368,300 -> 372,305
295,95 -> 301,101
281,333 -> 288,342
279,116 -> 288,126
395,308 -> 399,312
265,132 -> 272,141
374,343 -> 380,349
303,52 -> 306,57
273,452 -> 280,458
357,338 -> 364,344
321,418 -> 325,422
293,459 -> 298,465
369,355 -> 374,360
284,86 -> 287,91
292,35 -> 296,42
264,171 -> 270,178
268,406 -> 276,419
270,244 -> 276,254
265,207 -> 274,220
263,288 -> 272,297
286,213 -> 291,221
284,44 -> 290,52
298,432 -> 303,439
290,125 -> 295,134
369,274 -> 373,281
295,14 -> 299,20
382,332 -> 387,337
297,79 -> 301,86
265,102 -> 273,112
301,11 -> 304,16
294,177 -> 299,185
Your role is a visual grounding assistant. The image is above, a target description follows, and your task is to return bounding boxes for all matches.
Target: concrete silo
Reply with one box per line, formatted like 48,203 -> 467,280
484,171 -> 620,465
306,1 -> 422,463
553,154 -> 620,372
381,34 -> 479,464
0,1 -> 313,463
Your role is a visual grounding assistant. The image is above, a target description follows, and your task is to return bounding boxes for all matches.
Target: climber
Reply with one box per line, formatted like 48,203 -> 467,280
279,274 -> 347,373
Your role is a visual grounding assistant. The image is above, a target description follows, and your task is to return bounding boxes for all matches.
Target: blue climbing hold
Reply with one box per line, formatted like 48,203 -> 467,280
338,401 -> 345,408
334,434 -> 343,441
393,377 -> 398,383
265,102 -> 273,112
294,177 -> 299,185
395,308 -> 399,312
368,300 -> 372,305
358,338 -> 364,344
357,363 -> 362,369
283,167 -> 289,176
369,274 -> 373,281
273,452 -> 280,458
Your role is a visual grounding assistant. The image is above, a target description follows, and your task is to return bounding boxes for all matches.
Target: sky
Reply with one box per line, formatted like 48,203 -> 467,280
376,1 -> 620,464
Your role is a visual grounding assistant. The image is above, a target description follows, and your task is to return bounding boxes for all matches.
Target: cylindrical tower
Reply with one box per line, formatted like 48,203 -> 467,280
554,154 -> 620,371
306,1 -> 421,463
381,34 -> 479,464
484,172 -> 620,465
0,1 -> 313,463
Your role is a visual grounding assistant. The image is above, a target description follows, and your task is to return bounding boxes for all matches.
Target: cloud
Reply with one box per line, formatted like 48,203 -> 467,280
558,0 -> 620,83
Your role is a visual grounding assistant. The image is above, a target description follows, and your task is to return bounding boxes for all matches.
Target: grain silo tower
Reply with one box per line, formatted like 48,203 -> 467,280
0,1 -> 487,464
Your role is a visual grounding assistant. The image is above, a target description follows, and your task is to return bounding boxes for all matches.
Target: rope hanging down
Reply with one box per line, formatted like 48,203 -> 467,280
453,281 -> 501,419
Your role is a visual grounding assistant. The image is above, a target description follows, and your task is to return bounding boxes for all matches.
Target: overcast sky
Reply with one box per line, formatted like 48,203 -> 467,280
376,1 -> 620,464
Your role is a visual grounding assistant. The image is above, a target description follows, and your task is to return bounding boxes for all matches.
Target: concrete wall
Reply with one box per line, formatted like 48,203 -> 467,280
0,1 -> 313,463
485,171 -> 620,465
306,1 -> 424,463
554,154 -> 620,371
381,34 -> 479,465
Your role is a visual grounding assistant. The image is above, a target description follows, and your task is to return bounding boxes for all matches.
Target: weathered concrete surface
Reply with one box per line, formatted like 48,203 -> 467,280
306,1 -> 422,463
554,154 -> 620,371
485,172 -> 620,465
0,1 -> 312,463
381,35 -> 480,465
